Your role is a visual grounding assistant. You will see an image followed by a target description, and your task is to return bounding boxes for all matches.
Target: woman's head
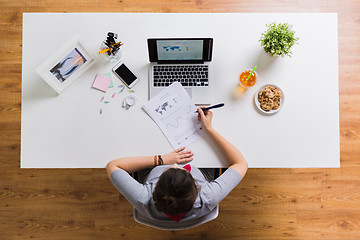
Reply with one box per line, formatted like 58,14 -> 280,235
153,166 -> 198,216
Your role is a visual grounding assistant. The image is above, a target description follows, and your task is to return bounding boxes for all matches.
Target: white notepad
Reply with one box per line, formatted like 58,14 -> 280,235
143,82 -> 204,149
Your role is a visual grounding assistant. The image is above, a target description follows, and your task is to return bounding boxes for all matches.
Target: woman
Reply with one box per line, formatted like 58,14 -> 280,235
106,107 -> 248,230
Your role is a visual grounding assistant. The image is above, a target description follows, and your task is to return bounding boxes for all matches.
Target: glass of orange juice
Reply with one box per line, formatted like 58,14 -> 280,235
239,69 -> 257,88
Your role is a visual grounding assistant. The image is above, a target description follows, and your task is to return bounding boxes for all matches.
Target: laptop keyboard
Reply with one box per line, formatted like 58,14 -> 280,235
153,65 -> 209,87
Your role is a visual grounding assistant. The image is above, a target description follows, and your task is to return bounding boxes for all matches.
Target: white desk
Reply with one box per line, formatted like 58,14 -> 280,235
21,13 -> 339,168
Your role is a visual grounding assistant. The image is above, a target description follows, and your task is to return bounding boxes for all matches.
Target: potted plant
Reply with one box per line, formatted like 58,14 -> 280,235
259,22 -> 299,57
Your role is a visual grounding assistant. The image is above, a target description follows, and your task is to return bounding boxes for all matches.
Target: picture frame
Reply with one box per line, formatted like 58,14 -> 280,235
36,35 -> 96,94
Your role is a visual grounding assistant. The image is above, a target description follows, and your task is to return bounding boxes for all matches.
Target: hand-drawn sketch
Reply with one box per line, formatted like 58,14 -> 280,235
143,82 -> 204,148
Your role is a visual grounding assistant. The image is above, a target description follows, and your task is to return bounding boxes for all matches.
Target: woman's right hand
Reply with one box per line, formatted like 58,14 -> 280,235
162,147 -> 194,165
197,107 -> 213,132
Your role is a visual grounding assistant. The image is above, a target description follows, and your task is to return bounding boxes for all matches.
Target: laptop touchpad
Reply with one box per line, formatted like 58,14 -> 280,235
184,88 -> 192,98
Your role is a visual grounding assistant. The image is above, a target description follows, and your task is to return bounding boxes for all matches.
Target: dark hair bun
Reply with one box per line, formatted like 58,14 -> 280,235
153,168 -> 198,216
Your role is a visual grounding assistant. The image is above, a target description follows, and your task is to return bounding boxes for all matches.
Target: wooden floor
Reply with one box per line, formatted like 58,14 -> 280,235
1,0 -> 359,239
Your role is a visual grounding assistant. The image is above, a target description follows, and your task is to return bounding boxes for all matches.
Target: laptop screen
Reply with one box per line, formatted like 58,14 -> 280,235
148,38 -> 213,63
156,40 -> 203,61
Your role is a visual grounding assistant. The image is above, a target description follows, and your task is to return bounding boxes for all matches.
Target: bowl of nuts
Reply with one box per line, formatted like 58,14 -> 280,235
254,84 -> 284,114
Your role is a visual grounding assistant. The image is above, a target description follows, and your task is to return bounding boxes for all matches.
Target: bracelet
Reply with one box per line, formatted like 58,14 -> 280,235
154,155 -> 158,166
158,155 -> 164,165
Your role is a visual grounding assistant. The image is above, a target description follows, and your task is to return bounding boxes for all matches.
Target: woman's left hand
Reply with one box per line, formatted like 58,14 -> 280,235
162,147 -> 194,165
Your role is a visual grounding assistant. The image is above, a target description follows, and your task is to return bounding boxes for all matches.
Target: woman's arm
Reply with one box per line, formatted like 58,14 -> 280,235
106,147 -> 194,178
106,156 -> 154,178
197,108 -> 248,178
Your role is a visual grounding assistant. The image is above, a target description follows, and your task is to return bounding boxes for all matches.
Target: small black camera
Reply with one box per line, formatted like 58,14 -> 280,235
106,32 -> 118,44
103,32 -> 121,54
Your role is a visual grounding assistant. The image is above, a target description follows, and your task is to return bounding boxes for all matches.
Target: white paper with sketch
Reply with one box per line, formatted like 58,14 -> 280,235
143,82 -> 204,149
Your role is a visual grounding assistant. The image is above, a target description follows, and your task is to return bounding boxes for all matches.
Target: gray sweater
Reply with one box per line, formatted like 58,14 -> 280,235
110,165 -> 241,230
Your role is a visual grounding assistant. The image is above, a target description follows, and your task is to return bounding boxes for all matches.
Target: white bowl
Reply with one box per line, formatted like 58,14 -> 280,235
254,84 -> 285,115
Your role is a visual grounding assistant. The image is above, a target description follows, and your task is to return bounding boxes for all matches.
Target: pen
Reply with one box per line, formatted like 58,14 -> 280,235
195,103 -> 225,113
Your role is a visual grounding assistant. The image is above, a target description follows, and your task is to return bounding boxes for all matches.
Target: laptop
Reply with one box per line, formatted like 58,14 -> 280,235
147,38 -> 213,105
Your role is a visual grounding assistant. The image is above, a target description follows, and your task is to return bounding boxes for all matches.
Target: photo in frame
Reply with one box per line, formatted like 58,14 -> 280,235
36,36 -> 96,94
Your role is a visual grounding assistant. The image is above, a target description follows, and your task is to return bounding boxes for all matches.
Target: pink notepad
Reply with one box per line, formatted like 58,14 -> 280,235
92,74 -> 111,92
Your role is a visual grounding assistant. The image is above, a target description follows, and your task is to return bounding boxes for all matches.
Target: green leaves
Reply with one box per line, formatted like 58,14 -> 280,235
259,23 -> 299,57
